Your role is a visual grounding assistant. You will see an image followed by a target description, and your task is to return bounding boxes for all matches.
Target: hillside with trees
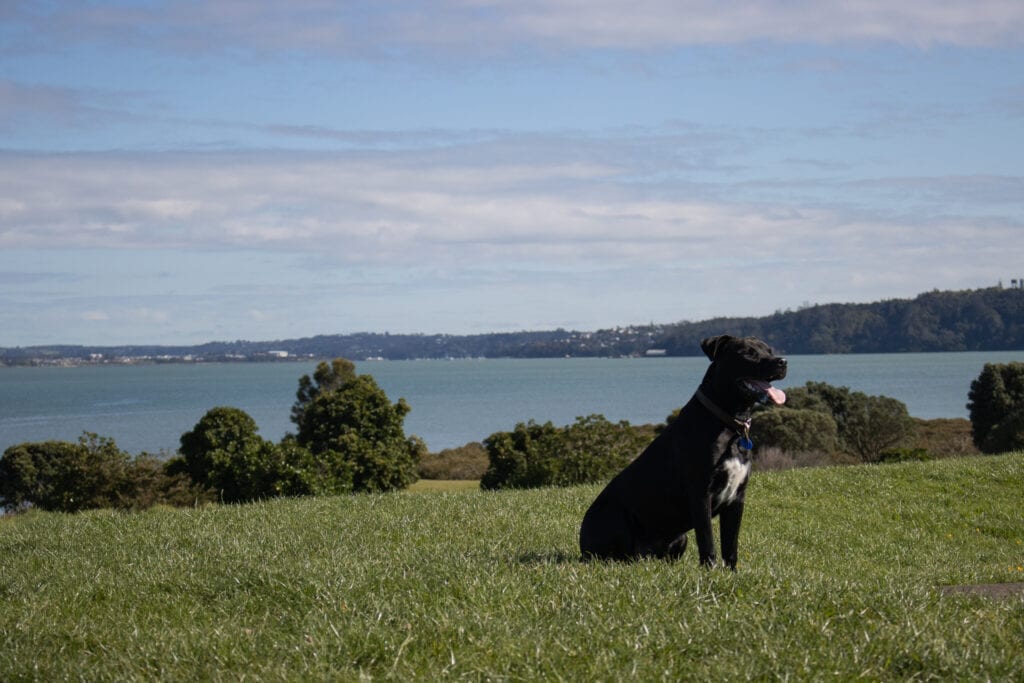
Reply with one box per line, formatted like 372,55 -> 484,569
3,286 -> 1022,364
658,286 -> 1024,356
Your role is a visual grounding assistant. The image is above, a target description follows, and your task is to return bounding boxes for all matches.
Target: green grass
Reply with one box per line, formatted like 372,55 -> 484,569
2,455 -> 1023,681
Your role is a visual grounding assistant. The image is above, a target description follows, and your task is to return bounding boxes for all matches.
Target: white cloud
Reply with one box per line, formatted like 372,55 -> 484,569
8,0 -> 1024,59
0,148 -> 807,265
491,0 -> 1024,48
0,146 -> 1018,274
1,124 -> 1020,345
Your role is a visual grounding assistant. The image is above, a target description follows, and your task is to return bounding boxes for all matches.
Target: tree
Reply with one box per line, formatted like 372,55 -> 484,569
557,415 -> 648,486
481,420 -> 563,490
480,415 -> 647,490
179,406 -> 306,502
294,364 -> 421,492
177,361 -> 421,500
291,358 -> 357,427
0,433 -> 131,512
968,362 -> 1024,453
783,382 -> 914,462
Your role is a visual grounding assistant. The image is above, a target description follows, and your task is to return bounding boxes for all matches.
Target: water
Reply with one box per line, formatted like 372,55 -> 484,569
2,352 -> 1022,455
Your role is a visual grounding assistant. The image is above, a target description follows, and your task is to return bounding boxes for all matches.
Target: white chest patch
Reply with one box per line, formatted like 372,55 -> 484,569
714,458 -> 751,507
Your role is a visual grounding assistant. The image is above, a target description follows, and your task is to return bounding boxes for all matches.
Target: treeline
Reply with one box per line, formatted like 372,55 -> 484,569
659,287 -> 1024,355
3,287 -> 1022,364
0,330 -> 622,364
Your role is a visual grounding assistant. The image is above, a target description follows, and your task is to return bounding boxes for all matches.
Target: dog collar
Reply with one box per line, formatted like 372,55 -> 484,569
694,389 -> 753,448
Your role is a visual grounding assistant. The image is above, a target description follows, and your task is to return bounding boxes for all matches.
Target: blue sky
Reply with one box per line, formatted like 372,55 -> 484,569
2,1 -> 1023,346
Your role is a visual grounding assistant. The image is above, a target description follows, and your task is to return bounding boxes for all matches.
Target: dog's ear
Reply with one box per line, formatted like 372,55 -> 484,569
700,335 -> 734,361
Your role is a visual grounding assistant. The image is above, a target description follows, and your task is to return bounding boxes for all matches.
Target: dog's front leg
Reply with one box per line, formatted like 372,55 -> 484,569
688,493 -> 716,567
719,499 -> 744,570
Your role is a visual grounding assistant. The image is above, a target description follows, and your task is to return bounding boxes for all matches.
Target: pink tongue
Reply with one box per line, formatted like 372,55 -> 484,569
749,379 -> 786,405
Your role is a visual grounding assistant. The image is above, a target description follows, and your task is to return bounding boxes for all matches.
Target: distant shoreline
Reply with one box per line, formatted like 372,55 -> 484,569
4,286 -> 1023,365
4,350 -> 1019,370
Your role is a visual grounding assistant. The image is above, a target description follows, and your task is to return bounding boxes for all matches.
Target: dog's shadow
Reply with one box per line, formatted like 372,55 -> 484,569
515,551 -> 691,566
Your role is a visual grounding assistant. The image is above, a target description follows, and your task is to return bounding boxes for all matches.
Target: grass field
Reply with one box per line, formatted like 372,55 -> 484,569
407,479 -> 481,493
2,454 -> 1023,680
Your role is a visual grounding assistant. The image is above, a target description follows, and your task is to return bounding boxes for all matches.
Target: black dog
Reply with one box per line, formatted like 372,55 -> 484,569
579,335 -> 787,568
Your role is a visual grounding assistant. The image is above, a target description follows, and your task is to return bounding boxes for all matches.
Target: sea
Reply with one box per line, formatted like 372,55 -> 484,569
2,352 -> 1023,456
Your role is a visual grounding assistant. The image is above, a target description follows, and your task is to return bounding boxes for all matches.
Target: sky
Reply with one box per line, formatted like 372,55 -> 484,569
2,1 -> 1023,347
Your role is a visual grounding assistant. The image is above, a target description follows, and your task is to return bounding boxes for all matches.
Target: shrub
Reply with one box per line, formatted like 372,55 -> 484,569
279,438 -> 355,496
480,415 -> 647,490
295,369 -> 421,493
967,362 -> 1024,453
481,420 -> 562,490
750,408 -> 839,455
905,418 -> 978,458
785,382 -> 915,462
179,407 -> 280,502
557,415 -> 648,487
0,433 -> 200,512
0,433 -> 130,512
122,455 -> 215,510
174,361 -> 423,501
418,443 -> 489,480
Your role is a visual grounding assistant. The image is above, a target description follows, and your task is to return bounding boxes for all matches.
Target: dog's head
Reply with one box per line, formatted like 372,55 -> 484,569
700,335 -> 787,409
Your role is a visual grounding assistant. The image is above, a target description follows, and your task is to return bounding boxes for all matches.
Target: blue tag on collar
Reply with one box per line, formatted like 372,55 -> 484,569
738,436 -> 754,451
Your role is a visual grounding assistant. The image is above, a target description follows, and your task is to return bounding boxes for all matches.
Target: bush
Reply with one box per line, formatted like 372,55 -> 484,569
785,382 -> 915,462
178,408 -> 348,503
418,443 -> 489,480
122,455 -> 215,510
0,433 -> 205,513
179,407 -> 280,503
905,418 -> 978,458
295,369 -> 421,493
480,415 -> 647,490
750,408 -> 839,455
967,362 -> 1024,453
481,420 -> 562,490
174,361 -> 421,502
2,360 -> 425,512
0,433 -> 130,512
557,415 -> 648,486
279,438 -> 355,496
